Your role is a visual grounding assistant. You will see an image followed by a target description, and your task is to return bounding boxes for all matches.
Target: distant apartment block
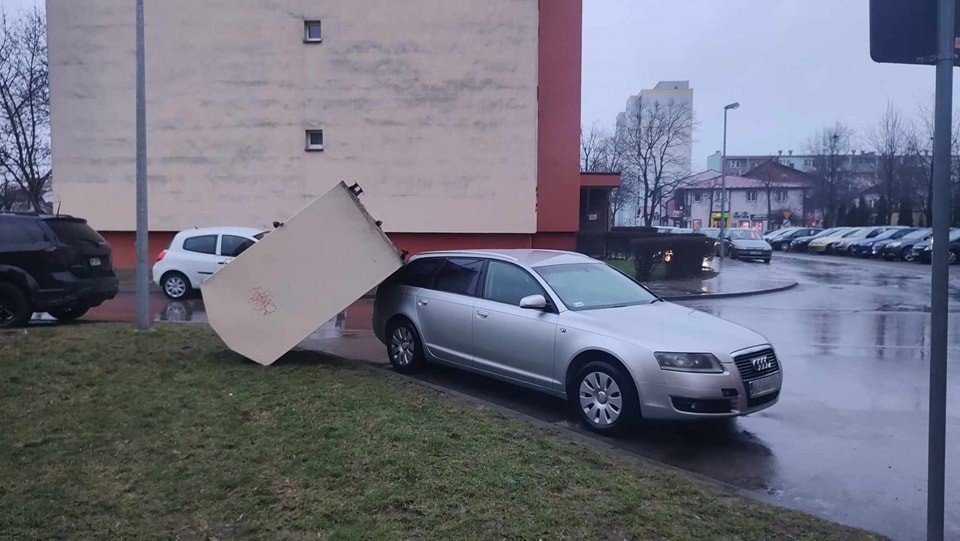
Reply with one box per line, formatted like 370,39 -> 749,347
614,81 -> 694,226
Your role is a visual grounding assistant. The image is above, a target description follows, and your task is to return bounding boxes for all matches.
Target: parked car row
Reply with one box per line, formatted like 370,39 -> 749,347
784,225 -> 958,264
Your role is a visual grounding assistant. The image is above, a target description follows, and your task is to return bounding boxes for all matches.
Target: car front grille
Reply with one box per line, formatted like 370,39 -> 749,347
734,348 -> 780,381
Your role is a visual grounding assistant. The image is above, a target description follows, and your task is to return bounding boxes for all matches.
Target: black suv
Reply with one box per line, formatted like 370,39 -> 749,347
0,213 -> 119,328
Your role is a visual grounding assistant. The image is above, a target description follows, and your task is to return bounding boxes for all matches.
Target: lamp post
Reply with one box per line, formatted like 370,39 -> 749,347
719,102 -> 739,258
134,0 -> 149,331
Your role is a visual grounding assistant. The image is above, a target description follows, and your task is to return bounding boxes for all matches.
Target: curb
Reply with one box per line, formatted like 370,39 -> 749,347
657,281 -> 798,301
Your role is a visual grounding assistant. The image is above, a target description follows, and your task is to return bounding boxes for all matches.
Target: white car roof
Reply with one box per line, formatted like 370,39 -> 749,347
174,226 -> 263,239
413,249 -> 596,268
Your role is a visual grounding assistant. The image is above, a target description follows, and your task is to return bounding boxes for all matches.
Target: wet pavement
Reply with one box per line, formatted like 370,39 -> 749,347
44,254 -> 960,538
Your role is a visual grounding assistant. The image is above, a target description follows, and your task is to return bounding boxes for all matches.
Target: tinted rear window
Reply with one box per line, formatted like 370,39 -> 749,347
395,258 -> 443,288
44,219 -> 104,245
182,235 -> 217,255
433,258 -> 484,296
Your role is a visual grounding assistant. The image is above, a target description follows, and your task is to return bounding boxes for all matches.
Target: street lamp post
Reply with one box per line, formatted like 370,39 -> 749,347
719,102 -> 739,259
134,0 -> 149,331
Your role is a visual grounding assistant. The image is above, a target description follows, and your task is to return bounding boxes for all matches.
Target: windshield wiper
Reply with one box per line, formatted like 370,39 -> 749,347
650,298 -> 665,303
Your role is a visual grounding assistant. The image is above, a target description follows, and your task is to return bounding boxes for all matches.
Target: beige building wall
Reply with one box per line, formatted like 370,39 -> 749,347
47,0 -> 539,233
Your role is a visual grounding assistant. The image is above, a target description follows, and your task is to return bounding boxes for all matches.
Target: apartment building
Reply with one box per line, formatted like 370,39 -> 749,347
48,0 -> 607,268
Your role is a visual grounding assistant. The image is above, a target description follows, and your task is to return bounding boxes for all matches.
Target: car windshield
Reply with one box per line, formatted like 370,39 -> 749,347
902,229 -> 931,240
699,228 -> 720,238
842,229 -> 863,238
951,229 -> 960,241
253,231 -> 268,240
768,228 -> 795,238
811,228 -> 837,238
728,230 -> 762,240
534,263 -> 657,310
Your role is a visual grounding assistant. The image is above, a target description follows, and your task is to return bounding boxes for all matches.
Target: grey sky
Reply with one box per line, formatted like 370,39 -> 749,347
584,0 -> 955,169
3,0 -> 953,171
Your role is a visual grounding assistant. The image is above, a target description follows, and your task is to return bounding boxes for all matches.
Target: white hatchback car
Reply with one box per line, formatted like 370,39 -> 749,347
152,227 -> 265,299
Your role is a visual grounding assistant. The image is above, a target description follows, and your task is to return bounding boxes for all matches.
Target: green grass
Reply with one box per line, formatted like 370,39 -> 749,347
0,324 -> 879,539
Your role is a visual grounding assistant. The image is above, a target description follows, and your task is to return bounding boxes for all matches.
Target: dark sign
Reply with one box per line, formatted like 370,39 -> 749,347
870,0 -> 960,65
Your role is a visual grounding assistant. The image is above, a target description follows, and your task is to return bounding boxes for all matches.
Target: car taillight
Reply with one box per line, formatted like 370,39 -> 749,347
156,249 -> 167,262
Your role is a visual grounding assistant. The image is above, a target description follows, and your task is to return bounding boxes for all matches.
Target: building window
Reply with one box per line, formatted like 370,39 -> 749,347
304,20 -> 322,42
775,190 -> 788,202
746,190 -> 758,202
305,130 -> 324,151
693,192 -> 702,203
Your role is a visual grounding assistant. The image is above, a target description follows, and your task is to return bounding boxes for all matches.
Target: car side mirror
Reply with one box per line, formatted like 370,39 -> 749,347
519,294 -> 548,310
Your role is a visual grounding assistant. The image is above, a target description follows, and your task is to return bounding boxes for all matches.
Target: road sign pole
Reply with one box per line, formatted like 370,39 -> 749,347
134,0 -> 150,331
927,0 -> 952,538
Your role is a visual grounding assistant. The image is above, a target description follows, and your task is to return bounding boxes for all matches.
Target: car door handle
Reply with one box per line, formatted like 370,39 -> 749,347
218,260 -> 229,265
417,299 -> 428,306
476,310 -> 488,319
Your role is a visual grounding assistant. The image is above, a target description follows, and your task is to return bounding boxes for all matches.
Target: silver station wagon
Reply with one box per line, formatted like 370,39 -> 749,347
373,250 -> 782,434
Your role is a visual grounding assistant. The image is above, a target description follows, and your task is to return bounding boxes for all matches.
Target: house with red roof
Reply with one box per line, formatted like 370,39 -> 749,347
666,160 -> 817,230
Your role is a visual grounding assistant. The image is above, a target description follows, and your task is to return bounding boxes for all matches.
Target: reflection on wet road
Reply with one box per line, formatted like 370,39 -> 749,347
71,254 -> 960,538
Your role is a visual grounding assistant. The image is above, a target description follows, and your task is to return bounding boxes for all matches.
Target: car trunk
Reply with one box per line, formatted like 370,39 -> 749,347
42,218 -> 114,277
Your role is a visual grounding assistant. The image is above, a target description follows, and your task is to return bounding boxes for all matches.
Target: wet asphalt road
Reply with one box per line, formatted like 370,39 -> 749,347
75,254 -> 960,538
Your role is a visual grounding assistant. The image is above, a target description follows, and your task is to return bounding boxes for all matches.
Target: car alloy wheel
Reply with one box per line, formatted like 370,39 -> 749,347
390,326 -> 416,367
904,250 -> 916,262
386,320 -> 426,374
951,252 -> 958,265
163,274 -> 188,299
579,371 -> 623,427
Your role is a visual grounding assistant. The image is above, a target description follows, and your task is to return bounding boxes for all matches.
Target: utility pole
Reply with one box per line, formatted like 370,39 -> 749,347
134,0 -> 150,331
927,0 -> 952,537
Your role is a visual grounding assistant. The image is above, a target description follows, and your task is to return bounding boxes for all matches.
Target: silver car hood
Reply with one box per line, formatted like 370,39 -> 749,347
562,301 -> 768,360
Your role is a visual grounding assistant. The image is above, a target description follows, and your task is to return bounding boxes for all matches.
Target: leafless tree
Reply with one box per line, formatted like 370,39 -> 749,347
621,96 -> 693,227
807,122 -> 856,227
581,122 -> 634,225
868,102 -> 911,225
0,8 -> 50,212
913,101 -> 960,225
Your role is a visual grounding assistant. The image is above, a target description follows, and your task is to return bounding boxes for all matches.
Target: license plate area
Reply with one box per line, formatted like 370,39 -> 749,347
747,373 -> 781,398
90,258 -> 102,267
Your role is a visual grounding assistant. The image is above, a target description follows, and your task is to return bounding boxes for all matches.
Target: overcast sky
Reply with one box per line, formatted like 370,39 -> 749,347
3,0 -> 953,171
584,0 -> 955,169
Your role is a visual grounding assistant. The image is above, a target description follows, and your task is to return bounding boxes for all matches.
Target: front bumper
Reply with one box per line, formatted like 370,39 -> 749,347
33,274 -> 120,311
636,347 -> 782,420
733,250 -> 771,259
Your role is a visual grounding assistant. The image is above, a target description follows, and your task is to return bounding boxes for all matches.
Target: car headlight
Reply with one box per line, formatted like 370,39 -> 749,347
654,352 -> 723,373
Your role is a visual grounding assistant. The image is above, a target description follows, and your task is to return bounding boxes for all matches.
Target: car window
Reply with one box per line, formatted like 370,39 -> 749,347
433,258 -> 484,296
483,260 -> 545,306
0,220 -> 46,244
220,235 -> 255,257
865,229 -> 884,238
535,263 -> 656,310
182,235 -> 217,255
43,219 -> 104,245
395,257 -> 443,288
